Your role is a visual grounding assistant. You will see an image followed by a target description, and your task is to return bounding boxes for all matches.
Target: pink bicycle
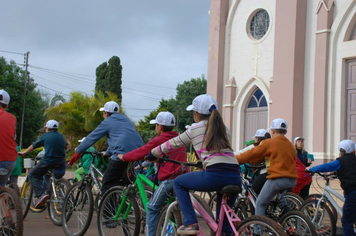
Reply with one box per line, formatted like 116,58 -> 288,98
155,157 -> 287,236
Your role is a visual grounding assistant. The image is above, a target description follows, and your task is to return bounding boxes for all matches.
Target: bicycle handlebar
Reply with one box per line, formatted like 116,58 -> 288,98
145,154 -> 202,168
306,171 -> 338,180
82,151 -> 103,156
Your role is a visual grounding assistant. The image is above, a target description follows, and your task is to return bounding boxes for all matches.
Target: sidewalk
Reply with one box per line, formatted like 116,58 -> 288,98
17,170 -> 75,188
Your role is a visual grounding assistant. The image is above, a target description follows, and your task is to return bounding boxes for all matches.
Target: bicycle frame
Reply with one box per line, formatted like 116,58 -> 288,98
88,163 -> 104,195
161,193 -> 242,236
113,172 -> 159,221
312,177 -> 345,220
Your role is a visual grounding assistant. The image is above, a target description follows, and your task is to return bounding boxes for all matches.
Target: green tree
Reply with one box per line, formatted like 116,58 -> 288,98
50,93 -> 66,106
175,76 -> 207,131
0,57 -> 47,147
95,56 -> 123,99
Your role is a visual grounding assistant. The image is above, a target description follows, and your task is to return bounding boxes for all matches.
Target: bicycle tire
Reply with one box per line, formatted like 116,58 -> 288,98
285,192 -> 304,211
155,203 -> 182,236
48,178 -> 71,226
235,215 -> 288,236
62,182 -> 94,236
304,193 -> 338,223
279,210 -> 317,236
97,186 -> 141,236
20,180 -> 32,219
300,199 -> 336,236
0,187 -> 24,236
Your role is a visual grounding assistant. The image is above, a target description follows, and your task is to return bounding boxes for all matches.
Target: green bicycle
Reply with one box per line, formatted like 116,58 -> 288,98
97,157 -> 199,236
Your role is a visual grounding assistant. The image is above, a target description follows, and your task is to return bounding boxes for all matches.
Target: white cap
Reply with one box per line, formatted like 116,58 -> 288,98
269,118 -> 288,130
294,137 -> 304,144
0,89 -> 10,105
78,137 -> 86,143
186,94 -> 218,115
45,120 -> 59,129
99,101 -> 119,113
338,139 -> 356,153
253,129 -> 268,138
150,112 -> 175,126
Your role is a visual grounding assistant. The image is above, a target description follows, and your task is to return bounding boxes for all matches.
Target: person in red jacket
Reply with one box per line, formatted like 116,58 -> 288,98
0,89 -> 17,187
117,111 -> 188,236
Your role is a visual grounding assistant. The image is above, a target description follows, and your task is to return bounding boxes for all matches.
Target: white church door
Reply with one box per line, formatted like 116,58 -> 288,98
244,88 -> 268,143
347,59 -> 356,142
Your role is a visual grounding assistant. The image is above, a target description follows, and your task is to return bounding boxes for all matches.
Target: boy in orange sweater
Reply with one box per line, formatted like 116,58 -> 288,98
236,118 -> 297,219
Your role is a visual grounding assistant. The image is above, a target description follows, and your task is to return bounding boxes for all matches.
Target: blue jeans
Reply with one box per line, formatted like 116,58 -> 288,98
256,177 -> 296,216
255,177 -> 296,234
342,190 -> 356,236
0,161 -> 16,187
174,170 -> 241,235
146,179 -> 174,236
28,160 -> 65,197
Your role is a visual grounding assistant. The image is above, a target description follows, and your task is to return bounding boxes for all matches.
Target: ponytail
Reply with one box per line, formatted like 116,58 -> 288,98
204,109 -> 232,153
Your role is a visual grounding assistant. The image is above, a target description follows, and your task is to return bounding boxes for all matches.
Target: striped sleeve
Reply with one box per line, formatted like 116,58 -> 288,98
152,130 -> 191,156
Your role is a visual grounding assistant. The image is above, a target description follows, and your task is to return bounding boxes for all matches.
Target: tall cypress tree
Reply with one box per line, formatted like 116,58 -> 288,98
95,56 -> 123,99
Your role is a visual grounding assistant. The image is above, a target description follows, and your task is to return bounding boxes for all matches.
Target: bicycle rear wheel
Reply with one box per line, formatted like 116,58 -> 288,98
48,178 -> 71,226
0,187 -> 23,236
285,192 -> 304,211
279,210 -> 317,236
300,199 -> 336,236
97,186 -> 140,236
62,182 -> 94,236
235,215 -> 287,236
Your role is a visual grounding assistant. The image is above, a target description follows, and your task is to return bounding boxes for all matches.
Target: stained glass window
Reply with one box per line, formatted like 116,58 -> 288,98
247,88 -> 268,108
250,10 -> 270,40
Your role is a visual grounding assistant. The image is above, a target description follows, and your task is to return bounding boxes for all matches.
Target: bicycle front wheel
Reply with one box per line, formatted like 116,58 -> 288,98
48,178 -> 71,226
0,187 -> 24,236
155,203 -> 182,236
97,186 -> 140,236
235,215 -> 287,236
62,182 -> 94,236
279,210 -> 317,236
300,199 -> 336,236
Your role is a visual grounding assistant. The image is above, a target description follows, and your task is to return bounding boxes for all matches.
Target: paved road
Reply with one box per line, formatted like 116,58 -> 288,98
23,210 -> 100,236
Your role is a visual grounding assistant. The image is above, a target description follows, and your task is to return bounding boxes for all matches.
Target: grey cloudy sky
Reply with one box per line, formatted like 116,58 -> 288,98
0,1 -> 210,122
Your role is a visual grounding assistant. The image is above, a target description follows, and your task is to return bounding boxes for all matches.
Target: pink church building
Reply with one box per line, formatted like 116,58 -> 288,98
207,0 -> 356,162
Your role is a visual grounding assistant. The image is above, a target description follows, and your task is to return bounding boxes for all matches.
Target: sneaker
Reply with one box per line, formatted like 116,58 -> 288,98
35,193 -> 49,208
177,224 -> 199,235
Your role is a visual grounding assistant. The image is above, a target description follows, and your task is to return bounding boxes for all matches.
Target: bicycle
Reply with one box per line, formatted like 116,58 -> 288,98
155,157 -> 288,236
0,186 -> 23,236
20,155 -> 71,226
233,164 -> 316,236
61,151 -> 105,236
300,172 -> 348,236
96,155 -> 197,236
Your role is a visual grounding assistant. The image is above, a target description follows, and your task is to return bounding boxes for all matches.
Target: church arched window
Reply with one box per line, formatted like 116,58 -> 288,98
247,88 -> 267,108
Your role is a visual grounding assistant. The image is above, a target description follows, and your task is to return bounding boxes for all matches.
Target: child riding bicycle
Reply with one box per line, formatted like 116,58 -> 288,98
236,118 -> 298,225
117,111 -> 188,236
308,139 -> 356,236
149,94 -> 241,235
19,120 -> 67,208
68,137 -> 98,181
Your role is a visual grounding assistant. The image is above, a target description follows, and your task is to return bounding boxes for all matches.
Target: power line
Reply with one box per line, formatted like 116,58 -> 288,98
0,49 -> 25,56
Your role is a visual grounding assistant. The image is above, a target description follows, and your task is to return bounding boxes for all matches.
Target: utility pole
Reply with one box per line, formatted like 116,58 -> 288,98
19,51 -> 30,149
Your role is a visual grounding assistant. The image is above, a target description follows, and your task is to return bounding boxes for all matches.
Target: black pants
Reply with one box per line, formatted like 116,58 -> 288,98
252,172 -> 268,195
101,159 -> 128,195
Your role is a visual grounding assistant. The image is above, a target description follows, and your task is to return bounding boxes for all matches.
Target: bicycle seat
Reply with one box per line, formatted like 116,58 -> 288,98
218,185 -> 242,195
